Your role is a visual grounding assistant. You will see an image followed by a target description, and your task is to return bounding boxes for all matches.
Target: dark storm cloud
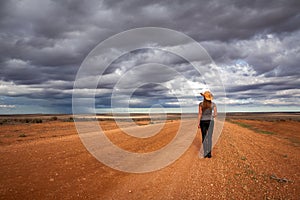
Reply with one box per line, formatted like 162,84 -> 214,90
131,83 -> 170,98
202,29 -> 300,77
0,0 -> 299,113
96,48 -> 197,95
224,76 -> 300,106
101,0 -> 300,41
227,78 -> 300,93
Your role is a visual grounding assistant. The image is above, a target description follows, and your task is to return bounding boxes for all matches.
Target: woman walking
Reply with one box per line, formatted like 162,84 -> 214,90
198,91 -> 217,158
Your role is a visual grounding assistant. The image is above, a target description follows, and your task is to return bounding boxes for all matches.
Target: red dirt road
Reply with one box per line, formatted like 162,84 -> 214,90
0,120 -> 299,199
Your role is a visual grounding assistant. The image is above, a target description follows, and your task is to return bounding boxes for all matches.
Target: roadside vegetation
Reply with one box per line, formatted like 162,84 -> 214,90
0,116 -> 74,125
227,119 -> 275,135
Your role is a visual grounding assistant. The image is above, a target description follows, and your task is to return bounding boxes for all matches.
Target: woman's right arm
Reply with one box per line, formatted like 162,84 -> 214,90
198,104 -> 202,128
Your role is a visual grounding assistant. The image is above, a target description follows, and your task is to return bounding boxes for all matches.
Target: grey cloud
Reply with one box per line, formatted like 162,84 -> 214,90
0,0 -> 299,113
203,30 -> 300,78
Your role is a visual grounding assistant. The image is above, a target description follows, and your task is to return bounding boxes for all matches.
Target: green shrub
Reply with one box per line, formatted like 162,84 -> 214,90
51,116 -> 58,121
241,156 -> 247,161
33,119 -> 43,123
229,120 -> 275,135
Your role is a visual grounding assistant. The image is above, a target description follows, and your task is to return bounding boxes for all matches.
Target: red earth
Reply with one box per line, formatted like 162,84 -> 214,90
0,118 -> 299,199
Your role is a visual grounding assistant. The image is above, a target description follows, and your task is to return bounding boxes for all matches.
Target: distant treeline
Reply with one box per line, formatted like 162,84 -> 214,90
0,116 -> 74,125
226,112 -> 300,121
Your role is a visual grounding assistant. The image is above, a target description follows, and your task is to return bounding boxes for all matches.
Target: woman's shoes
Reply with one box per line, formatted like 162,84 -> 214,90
204,153 -> 212,158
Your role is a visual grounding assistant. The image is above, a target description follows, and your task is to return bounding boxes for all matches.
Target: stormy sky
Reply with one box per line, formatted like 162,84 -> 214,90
0,0 -> 299,114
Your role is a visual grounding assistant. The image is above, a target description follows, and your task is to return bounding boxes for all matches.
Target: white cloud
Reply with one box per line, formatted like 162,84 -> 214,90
0,104 -> 15,108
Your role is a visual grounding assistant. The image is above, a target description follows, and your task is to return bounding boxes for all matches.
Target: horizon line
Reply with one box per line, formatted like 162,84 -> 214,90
1,111 -> 300,116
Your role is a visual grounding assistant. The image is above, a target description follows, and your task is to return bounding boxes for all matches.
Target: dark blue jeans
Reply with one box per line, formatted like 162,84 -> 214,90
200,120 -> 214,156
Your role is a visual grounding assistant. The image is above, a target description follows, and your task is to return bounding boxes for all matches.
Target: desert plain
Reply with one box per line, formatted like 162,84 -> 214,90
0,113 -> 299,199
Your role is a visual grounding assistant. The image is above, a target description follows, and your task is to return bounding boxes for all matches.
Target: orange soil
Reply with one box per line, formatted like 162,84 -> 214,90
0,120 -> 299,199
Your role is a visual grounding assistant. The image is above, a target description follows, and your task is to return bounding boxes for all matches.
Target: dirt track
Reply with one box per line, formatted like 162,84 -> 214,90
0,120 -> 299,199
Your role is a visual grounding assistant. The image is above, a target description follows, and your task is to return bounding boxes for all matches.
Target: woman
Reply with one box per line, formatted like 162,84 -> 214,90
198,91 -> 217,158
